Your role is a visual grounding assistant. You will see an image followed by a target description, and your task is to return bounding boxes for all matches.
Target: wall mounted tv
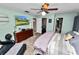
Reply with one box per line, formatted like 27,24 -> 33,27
15,16 -> 29,26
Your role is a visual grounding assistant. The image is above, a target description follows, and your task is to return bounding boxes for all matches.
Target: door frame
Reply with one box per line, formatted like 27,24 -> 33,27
42,18 -> 47,33
36,18 -> 42,33
33,18 -> 37,33
54,17 -> 63,33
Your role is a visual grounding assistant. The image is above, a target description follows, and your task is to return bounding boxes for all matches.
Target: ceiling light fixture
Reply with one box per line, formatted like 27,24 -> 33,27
42,11 -> 46,16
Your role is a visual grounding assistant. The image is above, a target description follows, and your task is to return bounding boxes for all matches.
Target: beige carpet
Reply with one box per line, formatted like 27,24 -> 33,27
21,33 -> 41,55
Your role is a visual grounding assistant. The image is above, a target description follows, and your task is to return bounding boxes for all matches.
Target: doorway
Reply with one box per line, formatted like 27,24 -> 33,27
55,18 -> 63,33
33,18 -> 36,34
42,18 -> 47,34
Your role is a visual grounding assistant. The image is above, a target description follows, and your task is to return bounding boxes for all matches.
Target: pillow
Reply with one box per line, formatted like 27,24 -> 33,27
0,45 -> 3,48
10,32 -> 15,41
73,31 -> 79,35
66,31 -> 75,36
64,34 -> 73,41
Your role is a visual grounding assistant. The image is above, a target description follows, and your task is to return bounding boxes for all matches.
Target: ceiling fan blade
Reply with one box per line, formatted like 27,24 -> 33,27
25,11 -> 29,13
37,11 -> 42,14
45,11 -> 49,14
31,8 -> 41,10
48,8 -> 58,10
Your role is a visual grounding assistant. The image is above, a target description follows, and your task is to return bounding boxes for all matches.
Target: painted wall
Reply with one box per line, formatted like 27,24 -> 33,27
55,13 -> 77,33
35,12 -> 77,33
35,14 -> 55,33
0,6 -> 77,41
0,7 -> 33,41
46,14 -> 55,32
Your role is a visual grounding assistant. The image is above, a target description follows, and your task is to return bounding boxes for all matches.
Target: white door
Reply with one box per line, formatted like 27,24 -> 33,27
36,18 -> 42,33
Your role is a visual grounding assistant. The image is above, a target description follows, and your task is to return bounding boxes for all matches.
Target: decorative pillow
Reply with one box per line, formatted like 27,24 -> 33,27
73,31 -> 79,35
66,31 -> 75,36
64,34 -> 73,41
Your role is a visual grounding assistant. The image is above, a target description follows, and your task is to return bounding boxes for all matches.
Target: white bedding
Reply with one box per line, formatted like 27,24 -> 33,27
47,33 -> 77,55
64,41 -> 76,55
47,33 -> 61,55
0,45 -> 3,48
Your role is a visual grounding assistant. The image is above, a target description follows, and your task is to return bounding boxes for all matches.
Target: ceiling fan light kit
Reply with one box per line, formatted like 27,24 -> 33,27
42,11 -> 46,16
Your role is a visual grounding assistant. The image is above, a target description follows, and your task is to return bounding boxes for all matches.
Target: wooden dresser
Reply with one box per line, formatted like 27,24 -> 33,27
16,29 -> 33,43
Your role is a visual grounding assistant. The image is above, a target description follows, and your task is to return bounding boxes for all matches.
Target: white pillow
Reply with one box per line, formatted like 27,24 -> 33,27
0,45 -> 3,48
64,34 -> 73,41
73,31 -> 79,35
11,33 -> 15,40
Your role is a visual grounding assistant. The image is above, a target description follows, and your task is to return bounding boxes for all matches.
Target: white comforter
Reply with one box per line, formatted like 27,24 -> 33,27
63,41 -> 76,55
47,33 -> 76,55
47,33 -> 61,55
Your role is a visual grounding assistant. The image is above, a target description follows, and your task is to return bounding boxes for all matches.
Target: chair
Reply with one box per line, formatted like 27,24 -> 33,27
0,33 -> 15,45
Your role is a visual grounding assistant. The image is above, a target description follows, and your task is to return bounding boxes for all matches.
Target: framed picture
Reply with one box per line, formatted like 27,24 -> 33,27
49,19 -> 52,23
15,16 -> 29,26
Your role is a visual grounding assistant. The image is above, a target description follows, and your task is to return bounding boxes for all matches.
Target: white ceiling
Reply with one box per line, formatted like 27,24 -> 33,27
0,3 -> 79,16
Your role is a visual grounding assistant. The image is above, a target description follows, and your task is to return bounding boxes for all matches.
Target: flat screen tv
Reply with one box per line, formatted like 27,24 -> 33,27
15,16 -> 29,26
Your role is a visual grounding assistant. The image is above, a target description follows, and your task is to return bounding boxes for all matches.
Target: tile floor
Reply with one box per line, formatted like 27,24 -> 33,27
21,33 -> 41,55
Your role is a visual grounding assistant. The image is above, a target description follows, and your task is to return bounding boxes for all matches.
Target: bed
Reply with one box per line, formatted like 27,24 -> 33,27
64,31 -> 79,55
48,31 -> 79,55
47,31 -> 79,55
33,31 -> 79,55
0,43 -> 26,55
63,40 -> 77,55
33,32 -> 55,55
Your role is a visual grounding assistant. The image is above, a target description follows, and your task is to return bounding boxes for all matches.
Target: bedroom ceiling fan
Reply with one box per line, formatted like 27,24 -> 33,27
31,3 -> 58,15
